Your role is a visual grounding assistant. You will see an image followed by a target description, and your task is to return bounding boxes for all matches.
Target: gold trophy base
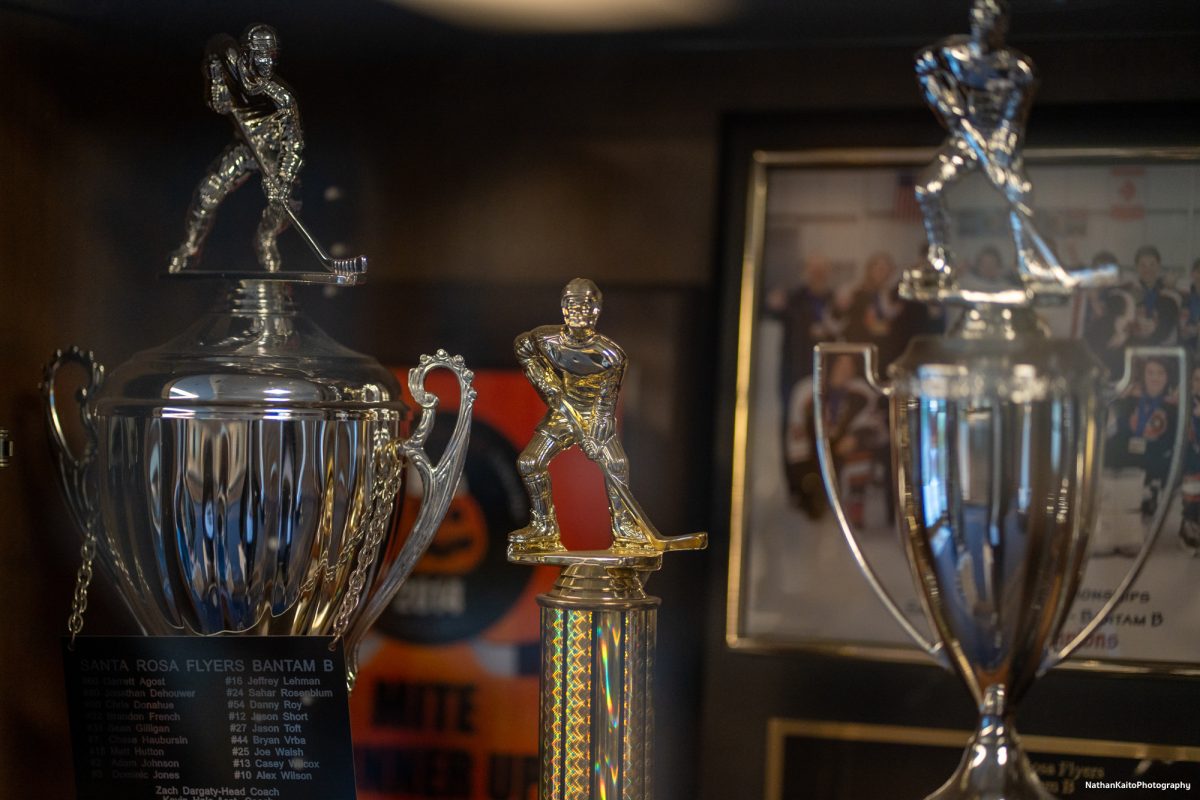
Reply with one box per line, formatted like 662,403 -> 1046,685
535,562 -> 660,800
509,547 -> 663,571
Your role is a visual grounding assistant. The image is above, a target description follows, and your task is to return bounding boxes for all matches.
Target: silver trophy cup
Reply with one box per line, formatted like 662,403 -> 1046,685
43,24 -> 475,687
815,306 -> 1185,799
814,2 -> 1186,794
44,281 -> 475,686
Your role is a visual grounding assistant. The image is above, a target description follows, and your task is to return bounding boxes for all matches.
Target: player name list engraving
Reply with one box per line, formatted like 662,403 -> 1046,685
64,637 -> 357,800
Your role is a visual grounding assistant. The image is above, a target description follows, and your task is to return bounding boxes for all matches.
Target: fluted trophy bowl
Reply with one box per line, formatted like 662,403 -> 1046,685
816,307 -> 1184,799
45,279 -> 475,686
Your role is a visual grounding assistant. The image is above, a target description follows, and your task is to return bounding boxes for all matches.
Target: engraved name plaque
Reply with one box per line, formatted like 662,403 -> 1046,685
63,636 -> 357,800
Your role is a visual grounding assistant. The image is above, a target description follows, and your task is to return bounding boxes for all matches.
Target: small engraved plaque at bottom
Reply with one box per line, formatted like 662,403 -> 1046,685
63,636 -> 357,800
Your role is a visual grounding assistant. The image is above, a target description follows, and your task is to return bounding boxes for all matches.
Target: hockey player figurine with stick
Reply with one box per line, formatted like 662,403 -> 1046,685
168,24 -> 302,274
909,0 -> 1115,304
509,279 -> 706,557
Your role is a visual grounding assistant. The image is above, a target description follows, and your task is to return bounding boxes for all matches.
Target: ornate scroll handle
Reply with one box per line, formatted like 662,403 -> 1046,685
813,342 -> 948,667
349,349 -> 477,642
43,347 -> 105,539
1043,344 -> 1189,671
43,347 -> 107,644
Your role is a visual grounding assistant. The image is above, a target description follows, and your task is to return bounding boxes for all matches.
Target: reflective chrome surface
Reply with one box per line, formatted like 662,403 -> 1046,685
931,686 -> 1050,800
817,316 -> 1185,799
99,413 -> 391,636
890,311 -> 1105,712
816,3 -> 1186,797
168,24 -> 366,282
907,0 -> 1116,305
45,280 -> 475,684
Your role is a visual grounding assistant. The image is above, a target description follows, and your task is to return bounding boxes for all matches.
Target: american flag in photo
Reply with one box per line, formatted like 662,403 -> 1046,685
892,172 -> 922,223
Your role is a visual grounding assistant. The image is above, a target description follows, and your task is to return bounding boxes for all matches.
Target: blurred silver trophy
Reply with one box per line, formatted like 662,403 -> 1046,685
43,24 -> 475,687
816,2 -> 1184,798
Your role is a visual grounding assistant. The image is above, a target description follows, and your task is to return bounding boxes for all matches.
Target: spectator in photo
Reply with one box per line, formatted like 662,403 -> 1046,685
1180,362 -> 1200,553
1178,258 -> 1200,354
970,245 -> 1017,287
843,251 -> 939,369
1107,356 -> 1178,502
765,253 -> 845,513
1097,356 -> 1179,557
767,252 -> 845,409
974,246 -> 1003,281
784,354 -> 883,522
1080,250 -> 1135,378
1126,245 -> 1179,347
842,252 -> 903,362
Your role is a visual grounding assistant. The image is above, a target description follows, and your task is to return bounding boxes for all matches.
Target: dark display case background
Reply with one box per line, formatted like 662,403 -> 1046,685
3,4 -> 1199,799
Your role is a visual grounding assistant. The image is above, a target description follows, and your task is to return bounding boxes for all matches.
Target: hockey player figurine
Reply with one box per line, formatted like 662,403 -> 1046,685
509,278 -> 706,557
168,24 -> 302,273
909,0 -> 1115,303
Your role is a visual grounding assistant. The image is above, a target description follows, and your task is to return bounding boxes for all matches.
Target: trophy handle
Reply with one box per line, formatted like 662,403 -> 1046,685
814,342 -> 946,663
1045,344 -> 1188,669
352,350 -> 477,635
42,347 -> 106,537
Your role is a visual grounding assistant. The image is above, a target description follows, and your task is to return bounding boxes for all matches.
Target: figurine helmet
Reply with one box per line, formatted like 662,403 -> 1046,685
970,0 -> 1009,39
243,24 -> 280,58
562,277 -> 602,304
561,278 -> 602,329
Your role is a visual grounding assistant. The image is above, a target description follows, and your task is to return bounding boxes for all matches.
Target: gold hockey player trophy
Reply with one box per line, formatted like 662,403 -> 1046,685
508,279 -> 706,800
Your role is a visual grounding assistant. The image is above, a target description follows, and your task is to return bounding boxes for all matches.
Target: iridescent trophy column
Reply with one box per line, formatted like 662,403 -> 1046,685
508,279 -> 706,800
816,3 -> 1185,798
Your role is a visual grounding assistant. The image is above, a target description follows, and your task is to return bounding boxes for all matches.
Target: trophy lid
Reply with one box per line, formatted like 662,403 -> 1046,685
96,280 -> 404,415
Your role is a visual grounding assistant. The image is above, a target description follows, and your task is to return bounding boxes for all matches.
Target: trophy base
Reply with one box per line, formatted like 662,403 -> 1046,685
508,546 -> 663,571
929,746 -> 1053,800
928,688 -> 1055,800
536,563 -> 659,800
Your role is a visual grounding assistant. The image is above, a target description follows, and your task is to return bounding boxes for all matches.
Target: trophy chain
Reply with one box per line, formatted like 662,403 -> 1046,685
31,3 -> 1178,800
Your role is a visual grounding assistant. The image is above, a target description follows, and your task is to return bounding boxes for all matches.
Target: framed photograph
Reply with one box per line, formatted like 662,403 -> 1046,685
725,143 -> 1200,674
